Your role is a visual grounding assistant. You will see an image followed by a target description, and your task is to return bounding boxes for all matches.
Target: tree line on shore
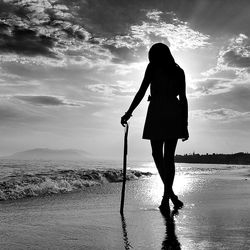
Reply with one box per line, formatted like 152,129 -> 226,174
175,152 -> 250,165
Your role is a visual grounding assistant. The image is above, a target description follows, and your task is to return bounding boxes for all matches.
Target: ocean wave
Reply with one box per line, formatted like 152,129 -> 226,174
0,168 -> 152,201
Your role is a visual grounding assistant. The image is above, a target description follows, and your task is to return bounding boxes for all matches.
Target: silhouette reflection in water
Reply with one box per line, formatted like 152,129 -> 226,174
120,214 -> 133,250
121,43 -> 189,210
160,206 -> 181,250
120,209 -> 181,250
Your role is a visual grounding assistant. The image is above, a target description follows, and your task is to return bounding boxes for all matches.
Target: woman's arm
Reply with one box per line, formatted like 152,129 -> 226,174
121,64 -> 151,126
179,69 -> 189,140
127,64 -> 151,114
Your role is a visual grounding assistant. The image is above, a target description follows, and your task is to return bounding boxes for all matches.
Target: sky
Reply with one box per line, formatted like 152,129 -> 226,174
0,0 -> 250,160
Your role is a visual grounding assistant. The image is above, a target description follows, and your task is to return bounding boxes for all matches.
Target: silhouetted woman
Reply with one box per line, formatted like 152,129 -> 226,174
121,43 -> 189,210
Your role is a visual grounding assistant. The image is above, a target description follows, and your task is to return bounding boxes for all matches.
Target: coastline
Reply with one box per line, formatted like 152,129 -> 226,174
1,166 -> 250,250
0,168 -> 152,201
175,152 -> 250,165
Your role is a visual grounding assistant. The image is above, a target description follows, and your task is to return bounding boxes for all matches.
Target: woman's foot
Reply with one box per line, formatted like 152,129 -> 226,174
159,195 -> 170,211
159,203 -> 170,214
170,194 -> 184,209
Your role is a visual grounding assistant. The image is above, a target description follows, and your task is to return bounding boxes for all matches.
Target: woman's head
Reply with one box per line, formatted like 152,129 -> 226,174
148,43 -> 175,66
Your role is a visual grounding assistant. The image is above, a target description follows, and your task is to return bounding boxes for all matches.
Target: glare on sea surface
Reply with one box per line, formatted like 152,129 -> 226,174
140,162 -> 193,204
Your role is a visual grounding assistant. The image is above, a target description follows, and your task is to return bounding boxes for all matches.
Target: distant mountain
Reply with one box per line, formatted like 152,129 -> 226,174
3,148 -> 89,160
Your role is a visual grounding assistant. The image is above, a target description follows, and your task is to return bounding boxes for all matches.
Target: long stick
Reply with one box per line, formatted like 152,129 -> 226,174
120,123 -> 129,215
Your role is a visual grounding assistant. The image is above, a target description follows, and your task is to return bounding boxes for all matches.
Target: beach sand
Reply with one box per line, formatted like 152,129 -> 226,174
1,168 -> 250,250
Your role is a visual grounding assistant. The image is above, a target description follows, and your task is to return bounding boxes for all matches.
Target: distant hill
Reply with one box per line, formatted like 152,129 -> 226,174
175,152 -> 250,165
3,148 -> 89,161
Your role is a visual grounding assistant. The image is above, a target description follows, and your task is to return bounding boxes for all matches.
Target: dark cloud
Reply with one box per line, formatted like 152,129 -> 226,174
0,2 -> 58,58
223,50 -> 250,68
182,0 -> 250,35
14,95 -> 81,106
220,34 -> 250,70
0,0 -> 84,59
205,34 -> 250,77
71,0 -> 146,37
0,27 -> 57,58
71,0 -> 250,37
0,0 -> 211,65
0,0 -> 250,67
0,1 -> 30,19
0,22 -> 9,32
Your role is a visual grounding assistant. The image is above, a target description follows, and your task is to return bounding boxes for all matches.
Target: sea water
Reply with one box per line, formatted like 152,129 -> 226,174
0,159 -> 249,201
1,159 -> 250,249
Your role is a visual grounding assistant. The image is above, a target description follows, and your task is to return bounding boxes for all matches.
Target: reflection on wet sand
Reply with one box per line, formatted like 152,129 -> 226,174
120,207 -> 181,250
120,214 -> 133,250
160,207 -> 181,250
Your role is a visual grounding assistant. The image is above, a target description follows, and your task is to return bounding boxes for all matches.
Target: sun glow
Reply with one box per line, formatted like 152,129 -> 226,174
173,174 -> 192,195
147,173 -> 193,205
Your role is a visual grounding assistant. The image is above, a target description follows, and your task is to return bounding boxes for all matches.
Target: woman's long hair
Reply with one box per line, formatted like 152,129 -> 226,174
148,43 -> 177,67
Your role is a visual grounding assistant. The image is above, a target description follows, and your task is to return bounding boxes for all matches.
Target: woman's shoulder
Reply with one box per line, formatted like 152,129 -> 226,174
174,65 -> 185,80
175,64 -> 184,73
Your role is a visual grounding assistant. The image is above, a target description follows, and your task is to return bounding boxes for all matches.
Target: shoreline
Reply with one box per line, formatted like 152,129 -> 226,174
0,168 -> 152,202
1,173 -> 250,249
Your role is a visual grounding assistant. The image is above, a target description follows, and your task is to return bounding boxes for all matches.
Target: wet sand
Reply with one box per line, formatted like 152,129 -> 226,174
0,169 -> 250,249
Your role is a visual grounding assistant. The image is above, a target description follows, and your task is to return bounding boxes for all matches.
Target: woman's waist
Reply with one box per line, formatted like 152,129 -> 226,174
147,94 -> 179,102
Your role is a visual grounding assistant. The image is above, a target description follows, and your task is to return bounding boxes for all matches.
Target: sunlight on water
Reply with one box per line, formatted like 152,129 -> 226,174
136,161 -> 197,205
139,162 -> 158,174
147,175 -> 163,204
146,172 -> 195,204
174,174 -> 191,195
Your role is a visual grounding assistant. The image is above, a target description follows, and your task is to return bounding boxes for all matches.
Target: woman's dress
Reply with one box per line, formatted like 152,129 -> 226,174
142,65 -> 185,140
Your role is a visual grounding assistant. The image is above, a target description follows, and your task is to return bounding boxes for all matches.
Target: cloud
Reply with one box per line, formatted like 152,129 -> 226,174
101,44 -> 147,64
0,1 -> 211,68
191,108 -> 250,122
14,95 -> 84,107
103,11 -> 210,63
204,34 -> 250,77
146,10 -> 163,21
0,27 -> 57,58
223,51 -> 250,69
0,105 -> 21,121
0,0 -> 105,66
0,75 -> 40,87
193,34 -> 250,97
222,34 -> 250,68
130,13 -> 210,51
188,77 -> 234,97
86,81 -> 136,96
0,103 -> 44,125
0,0 -> 58,58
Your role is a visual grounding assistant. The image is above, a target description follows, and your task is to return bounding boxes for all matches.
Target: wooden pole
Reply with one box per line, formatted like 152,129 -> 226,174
120,123 -> 129,215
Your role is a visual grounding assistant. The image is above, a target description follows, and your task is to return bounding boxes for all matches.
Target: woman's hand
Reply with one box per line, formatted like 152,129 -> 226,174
121,112 -> 132,127
181,126 -> 189,142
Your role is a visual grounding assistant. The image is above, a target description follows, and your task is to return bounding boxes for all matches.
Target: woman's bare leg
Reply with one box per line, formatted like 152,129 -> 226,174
164,139 -> 183,208
150,140 -> 165,183
151,139 -> 183,208
150,140 -> 170,208
163,139 -> 178,197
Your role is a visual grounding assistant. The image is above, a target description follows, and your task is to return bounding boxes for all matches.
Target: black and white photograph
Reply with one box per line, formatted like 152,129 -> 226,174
0,0 -> 250,249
